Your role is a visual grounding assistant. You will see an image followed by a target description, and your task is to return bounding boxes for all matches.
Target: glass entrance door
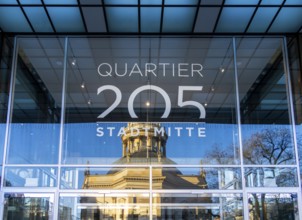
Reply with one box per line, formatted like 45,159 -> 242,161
3,193 -> 54,220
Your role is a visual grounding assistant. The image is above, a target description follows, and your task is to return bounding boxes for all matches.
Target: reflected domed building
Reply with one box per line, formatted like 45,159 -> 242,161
81,123 -> 210,219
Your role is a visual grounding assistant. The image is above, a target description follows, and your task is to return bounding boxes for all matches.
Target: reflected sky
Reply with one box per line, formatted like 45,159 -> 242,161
3,122 -> 298,165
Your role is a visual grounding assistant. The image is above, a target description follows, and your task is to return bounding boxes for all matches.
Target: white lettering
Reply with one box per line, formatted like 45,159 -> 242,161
97,63 -> 112,77
154,127 -> 165,137
144,127 -> 150,137
175,127 -> 183,137
178,63 -> 189,77
96,127 -> 104,137
198,127 -> 206,137
186,127 -> 194,137
97,63 -> 204,78
117,127 -> 126,136
107,127 -> 115,136
115,63 -> 128,77
130,127 -> 139,137
129,63 -> 143,77
192,63 -> 203,77
145,63 -> 157,77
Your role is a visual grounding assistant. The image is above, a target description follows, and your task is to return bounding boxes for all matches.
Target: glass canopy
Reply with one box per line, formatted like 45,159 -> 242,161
0,0 -> 301,33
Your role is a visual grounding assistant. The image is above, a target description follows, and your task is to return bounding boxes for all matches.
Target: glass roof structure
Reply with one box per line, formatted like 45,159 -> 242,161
0,0 -> 302,34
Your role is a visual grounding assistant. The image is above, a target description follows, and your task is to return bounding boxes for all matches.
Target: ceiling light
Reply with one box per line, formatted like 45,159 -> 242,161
87,99 -> 92,105
220,67 -> 225,73
146,101 -> 150,107
81,82 -> 85,89
211,86 -> 215,92
204,102 -> 208,107
71,59 -> 76,66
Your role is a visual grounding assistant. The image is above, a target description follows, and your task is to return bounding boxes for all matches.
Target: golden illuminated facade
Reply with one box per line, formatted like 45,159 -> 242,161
81,123 -> 209,219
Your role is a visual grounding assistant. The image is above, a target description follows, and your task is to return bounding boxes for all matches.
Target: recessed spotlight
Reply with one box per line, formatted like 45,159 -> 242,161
220,67 -> 225,73
71,59 -> 76,66
146,101 -> 150,107
81,82 -> 85,89
87,99 -> 92,105
211,86 -> 215,92
204,103 -> 208,107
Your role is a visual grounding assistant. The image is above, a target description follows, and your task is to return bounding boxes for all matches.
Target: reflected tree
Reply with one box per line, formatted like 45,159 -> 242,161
243,128 -> 296,220
243,128 -> 294,165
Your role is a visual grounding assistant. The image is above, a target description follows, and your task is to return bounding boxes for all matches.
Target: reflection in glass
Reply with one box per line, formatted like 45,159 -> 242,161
153,167 -> 241,190
153,193 -> 243,219
0,35 -> 12,163
59,193 -> 149,220
4,167 -> 57,187
61,167 -> 149,189
245,167 -> 298,187
248,193 -> 299,219
7,38 -> 64,164
3,193 -> 54,220
63,37 -> 239,165
237,38 -> 296,165
288,36 -> 302,186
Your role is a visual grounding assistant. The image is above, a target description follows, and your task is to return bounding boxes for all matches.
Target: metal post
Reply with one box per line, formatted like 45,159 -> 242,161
53,37 -> 69,220
232,37 -> 249,220
282,36 -> 302,220
0,36 -> 19,219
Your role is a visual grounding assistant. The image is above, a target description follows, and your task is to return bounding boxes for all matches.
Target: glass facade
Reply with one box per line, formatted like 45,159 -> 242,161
0,36 -> 301,220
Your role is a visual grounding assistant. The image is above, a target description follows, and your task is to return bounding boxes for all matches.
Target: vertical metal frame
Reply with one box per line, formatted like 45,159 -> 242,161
282,36 -> 302,220
232,37 -> 249,220
149,165 -> 152,220
53,36 -> 69,220
0,36 -> 19,219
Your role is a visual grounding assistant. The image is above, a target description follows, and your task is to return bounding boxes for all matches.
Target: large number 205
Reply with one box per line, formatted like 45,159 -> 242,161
97,85 -> 206,119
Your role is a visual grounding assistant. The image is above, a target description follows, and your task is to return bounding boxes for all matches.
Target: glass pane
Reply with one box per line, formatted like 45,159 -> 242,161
153,167 -> 241,190
23,7 -> 53,32
80,0 -> 102,4
165,0 -> 199,5
245,167 -> 298,187
237,38 -> 296,165
141,0 -> 161,5
200,0 -> 223,5
269,7 -> 302,33
59,193 -> 149,219
44,0 -> 77,4
3,193 -> 54,220
153,193 -> 243,219
4,167 -> 57,187
0,7 -> 32,32
162,7 -> 197,32
216,7 -> 255,32
106,7 -> 138,32
0,35 -> 12,163
19,0 -> 41,4
288,36 -> 302,195
0,0 -> 17,4
248,193 -> 299,219
61,167 -> 150,189
104,0 -> 137,4
63,37 -> 239,165
82,7 -> 106,32
194,7 -> 220,32
261,0 -> 283,5
141,7 -> 161,33
47,7 -> 85,32
247,7 -> 279,33
225,0 -> 259,4
285,0 -> 302,5
7,38 -> 64,164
